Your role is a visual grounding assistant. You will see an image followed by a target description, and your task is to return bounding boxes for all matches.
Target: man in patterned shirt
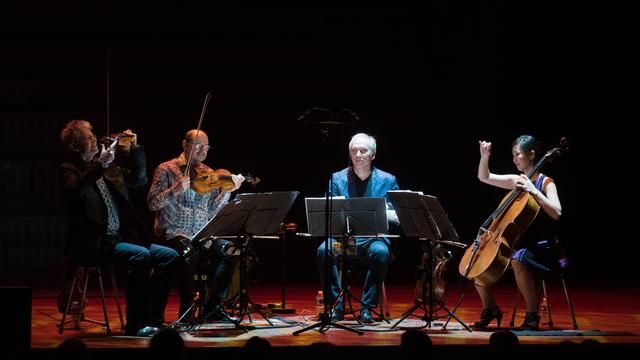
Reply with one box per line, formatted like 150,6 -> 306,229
60,120 -> 179,336
148,129 -> 244,321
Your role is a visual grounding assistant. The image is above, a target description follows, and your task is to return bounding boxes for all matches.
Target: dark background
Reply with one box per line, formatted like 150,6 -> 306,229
0,2 -> 631,290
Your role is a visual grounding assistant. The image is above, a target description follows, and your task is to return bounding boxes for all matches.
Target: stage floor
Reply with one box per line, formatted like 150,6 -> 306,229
31,281 -> 640,350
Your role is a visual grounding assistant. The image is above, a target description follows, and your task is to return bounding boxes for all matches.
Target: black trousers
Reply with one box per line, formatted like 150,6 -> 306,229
165,236 -> 239,318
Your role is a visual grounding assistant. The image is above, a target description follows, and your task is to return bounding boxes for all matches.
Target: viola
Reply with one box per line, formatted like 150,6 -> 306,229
414,242 -> 452,303
190,167 -> 260,194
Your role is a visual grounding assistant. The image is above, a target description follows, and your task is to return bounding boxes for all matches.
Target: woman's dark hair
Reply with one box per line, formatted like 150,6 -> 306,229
512,135 -> 543,162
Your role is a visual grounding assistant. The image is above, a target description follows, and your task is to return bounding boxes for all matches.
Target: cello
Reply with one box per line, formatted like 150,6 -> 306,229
458,138 -> 568,286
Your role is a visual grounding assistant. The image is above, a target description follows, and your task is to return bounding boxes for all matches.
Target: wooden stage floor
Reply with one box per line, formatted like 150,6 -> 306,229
30,281 -> 640,353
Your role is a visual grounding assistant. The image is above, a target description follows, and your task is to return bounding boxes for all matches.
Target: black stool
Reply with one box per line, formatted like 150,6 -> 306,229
57,262 -> 124,335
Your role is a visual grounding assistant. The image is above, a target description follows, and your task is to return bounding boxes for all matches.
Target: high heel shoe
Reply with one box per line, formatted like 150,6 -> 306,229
520,311 -> 540,330
470,305 -> 503,328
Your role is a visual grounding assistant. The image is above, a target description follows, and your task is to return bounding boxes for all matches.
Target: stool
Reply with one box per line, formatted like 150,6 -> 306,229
57,265 -> 124,335
509,271 -> 578,329
379,281 -> 390,319
338,266 -> 390,321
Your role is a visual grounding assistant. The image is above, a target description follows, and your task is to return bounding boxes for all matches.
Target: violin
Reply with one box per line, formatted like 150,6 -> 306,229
190,167 -> 260,194
114,129 -> 136,151
99,129 -> 137,153
181,92 -> 260,195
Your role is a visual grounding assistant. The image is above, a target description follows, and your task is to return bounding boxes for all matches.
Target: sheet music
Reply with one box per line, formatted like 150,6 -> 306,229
304,197 -> 388,237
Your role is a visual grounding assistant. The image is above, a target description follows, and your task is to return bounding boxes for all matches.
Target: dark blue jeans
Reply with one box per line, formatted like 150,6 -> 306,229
112,242 -> 179,330
317,237 -> 390,310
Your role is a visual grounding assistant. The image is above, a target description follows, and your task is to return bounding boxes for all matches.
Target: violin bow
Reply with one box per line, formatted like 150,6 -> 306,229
99,50 -> 119,150
184,92 -> 212,176
106,50 -> 111,136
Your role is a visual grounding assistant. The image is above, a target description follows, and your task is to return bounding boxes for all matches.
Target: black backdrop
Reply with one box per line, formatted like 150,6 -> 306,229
0,2 -> 632,289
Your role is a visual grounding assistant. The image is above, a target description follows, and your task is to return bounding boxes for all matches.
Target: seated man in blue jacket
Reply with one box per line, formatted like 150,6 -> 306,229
317,133 -> 400,323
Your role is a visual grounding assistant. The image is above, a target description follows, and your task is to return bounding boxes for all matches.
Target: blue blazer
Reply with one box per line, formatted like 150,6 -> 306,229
330,167 -> 400,208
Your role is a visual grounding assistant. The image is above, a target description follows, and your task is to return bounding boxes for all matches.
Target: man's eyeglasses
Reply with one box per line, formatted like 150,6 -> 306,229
191,143 -> 211,151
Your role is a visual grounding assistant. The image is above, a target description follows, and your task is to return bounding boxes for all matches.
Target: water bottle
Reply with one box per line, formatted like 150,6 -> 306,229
538,297 -> 548,324
315,290 -> 324,317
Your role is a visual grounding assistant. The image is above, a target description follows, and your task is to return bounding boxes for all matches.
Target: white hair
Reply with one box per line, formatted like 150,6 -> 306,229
60,119 -> 92,154
349,133 -> 377,153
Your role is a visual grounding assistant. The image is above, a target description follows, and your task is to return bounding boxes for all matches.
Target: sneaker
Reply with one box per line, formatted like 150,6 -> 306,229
330,306 -> 344,322
136,326 -> 160,337
359,308 -> 374,324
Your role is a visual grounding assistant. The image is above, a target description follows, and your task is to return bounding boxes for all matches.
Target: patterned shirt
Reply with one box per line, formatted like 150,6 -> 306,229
95,177 -> 120,235
147,154 -> 231,241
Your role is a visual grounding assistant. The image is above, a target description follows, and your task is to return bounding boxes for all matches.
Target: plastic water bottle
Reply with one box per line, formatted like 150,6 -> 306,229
315,290 -> 324,317
538,297 -> 548,324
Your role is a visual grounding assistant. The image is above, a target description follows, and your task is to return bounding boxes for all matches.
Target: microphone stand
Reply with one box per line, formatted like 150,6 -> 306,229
271,224 -> 297,314
293,108 -> 361,335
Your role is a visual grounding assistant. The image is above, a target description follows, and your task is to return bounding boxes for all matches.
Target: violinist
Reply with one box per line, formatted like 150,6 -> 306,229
147,129 -> 245,322
59,120 -> 179,336
471,135 -> 562,330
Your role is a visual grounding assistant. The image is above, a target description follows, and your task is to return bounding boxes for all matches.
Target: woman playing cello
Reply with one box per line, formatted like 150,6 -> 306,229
470,135 -> 562,330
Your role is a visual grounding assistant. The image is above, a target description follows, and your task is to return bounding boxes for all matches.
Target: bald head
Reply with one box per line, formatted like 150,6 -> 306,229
184,129 -> 209,142
182,129 -> 210,164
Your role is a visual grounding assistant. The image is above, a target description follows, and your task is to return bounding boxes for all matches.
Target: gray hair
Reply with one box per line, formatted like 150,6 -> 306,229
349,133 -> 377,153
60,120 -> 91,154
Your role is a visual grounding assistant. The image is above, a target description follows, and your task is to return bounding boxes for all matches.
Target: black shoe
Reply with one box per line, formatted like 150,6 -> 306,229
520,311 -> 540,330
330,306 -> 344,322
359,308 -> 374,324
470,305 -> 503,328
136,326 -> 160,337
124,324 -> 159,337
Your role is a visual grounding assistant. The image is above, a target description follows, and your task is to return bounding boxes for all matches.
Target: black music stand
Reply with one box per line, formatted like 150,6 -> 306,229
187,191 -> 298,328
387,191 -> 471,331
293,197 -> 389,335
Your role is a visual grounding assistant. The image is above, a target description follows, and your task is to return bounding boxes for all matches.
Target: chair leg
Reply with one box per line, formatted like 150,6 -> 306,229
57,266 -> 123,335
509,286 -> 519,328
110,270 -> 125,331
380,281 -> 390,319
58,267 -> 80,334
541,279 -> 553,327
560,274 -> 579,329
81,268 -> 110,335
97,268 -> 112,335
78,268 -> 90,329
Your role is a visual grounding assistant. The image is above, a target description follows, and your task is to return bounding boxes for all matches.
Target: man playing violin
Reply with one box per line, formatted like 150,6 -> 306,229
147,129 -> 244,322
59,120 -> 179,336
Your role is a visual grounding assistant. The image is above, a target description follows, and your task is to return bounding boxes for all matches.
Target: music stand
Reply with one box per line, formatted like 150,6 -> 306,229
387,191 -> 471,331
188,191 -> 298,328
293,197 -> 389,335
